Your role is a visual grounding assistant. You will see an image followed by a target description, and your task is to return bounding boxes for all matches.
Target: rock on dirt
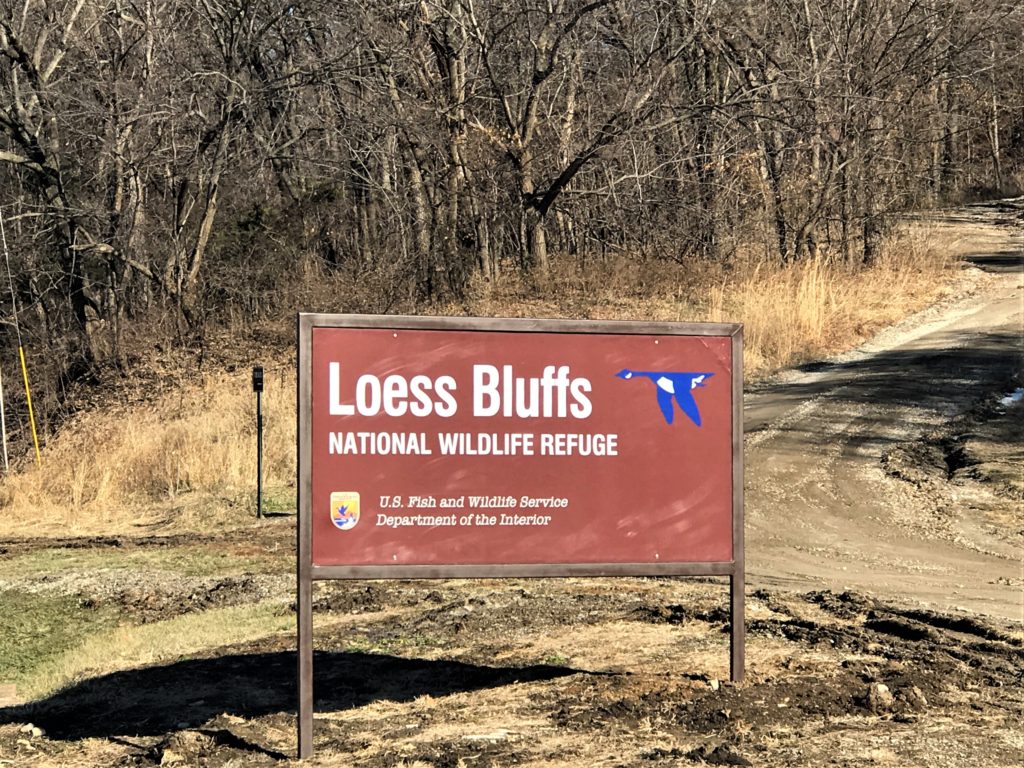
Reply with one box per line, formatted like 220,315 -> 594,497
864,682 -> 895,714
687,744 -> 755,766
152,731 -> 217,765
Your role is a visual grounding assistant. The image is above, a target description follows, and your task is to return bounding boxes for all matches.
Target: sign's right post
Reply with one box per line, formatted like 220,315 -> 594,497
731,327 -> 745,683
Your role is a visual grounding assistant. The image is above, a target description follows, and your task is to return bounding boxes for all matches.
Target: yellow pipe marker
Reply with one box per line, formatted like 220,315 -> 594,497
18,346 -> 41,467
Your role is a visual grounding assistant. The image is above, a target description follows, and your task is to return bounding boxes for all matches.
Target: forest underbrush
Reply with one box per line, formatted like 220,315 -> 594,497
0,220 -> 967,535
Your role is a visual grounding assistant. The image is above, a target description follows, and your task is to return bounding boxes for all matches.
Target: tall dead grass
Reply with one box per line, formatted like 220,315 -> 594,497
707,224 -> 956,374
0,367 -> 296,534
0,223 -> 958,534
463,221 -> 957,377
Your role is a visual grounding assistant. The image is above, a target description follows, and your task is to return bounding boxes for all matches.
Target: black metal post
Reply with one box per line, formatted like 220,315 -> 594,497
253,366 -> 264,519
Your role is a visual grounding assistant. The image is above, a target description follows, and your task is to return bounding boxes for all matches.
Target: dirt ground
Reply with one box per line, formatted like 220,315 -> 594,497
0,201 -> 1021,766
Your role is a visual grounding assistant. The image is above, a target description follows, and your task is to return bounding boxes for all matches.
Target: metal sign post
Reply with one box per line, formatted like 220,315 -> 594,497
253,366 -> 264,519
296,314 -> 744,759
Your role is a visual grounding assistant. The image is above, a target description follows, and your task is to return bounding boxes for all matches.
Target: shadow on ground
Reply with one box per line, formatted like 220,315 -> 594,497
0,650 -> 574,741
747,330 -> 1023,444
789,330 -> 1020,404
963,251 -> 1024,272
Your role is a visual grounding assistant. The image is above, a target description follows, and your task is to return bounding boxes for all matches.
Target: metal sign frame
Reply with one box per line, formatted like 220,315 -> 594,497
296,313 -> 744,759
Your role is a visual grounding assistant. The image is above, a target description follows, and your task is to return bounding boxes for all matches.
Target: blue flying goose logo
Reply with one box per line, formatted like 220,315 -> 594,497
615,369 -> 714,426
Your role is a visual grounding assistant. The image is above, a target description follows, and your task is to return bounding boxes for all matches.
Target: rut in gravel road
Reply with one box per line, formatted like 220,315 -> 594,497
744,200 -> 1024,622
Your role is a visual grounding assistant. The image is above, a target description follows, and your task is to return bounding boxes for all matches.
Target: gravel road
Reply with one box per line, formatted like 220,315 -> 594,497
744,199 -> 1024,622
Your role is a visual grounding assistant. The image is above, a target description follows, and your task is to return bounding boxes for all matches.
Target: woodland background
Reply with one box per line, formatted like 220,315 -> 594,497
1,0 -> 1022,433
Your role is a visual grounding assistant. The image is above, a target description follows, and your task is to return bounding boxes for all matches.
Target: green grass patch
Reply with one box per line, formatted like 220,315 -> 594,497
543,653 -> 571,666
259,485 -> 297,514
343,632 -> 443,655
25,601 -> 293,699
0,590 -> 120,689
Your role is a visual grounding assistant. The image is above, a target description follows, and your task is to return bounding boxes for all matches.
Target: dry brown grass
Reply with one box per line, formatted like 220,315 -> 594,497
463,220 -> 958,376
0,367 -> 296,535
0,222 -> 961,534
706,223 -> 958,373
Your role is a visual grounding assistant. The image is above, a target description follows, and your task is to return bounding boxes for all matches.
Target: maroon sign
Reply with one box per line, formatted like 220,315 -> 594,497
308,324 -> 735,567
296,315 -> 744,759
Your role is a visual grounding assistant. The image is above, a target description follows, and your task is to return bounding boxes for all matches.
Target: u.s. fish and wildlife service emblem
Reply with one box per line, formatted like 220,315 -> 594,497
329,491 -> 360,530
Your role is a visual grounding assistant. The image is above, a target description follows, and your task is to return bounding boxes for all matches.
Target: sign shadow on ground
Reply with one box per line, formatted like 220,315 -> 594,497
0,650 -> 575,742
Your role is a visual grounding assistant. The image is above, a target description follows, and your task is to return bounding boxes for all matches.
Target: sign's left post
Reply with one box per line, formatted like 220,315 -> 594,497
297,316 -> 314,759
